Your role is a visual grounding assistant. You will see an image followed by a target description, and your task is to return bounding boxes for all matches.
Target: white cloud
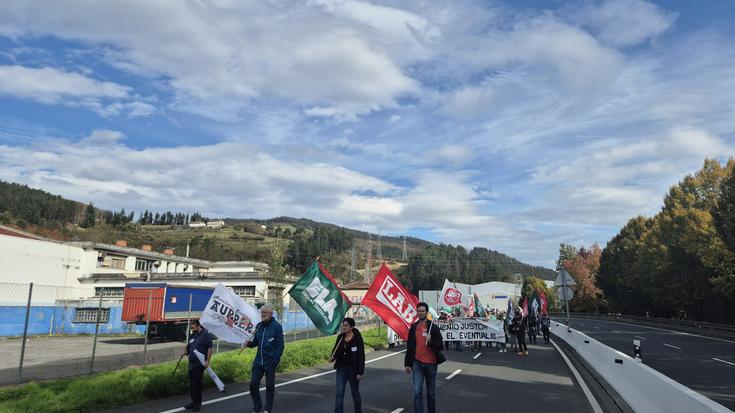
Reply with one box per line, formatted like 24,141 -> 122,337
0,1 -> 422,120
582,0 -> 676,48
0,65 -> 128,102
0,65 -> 155,117
423,144 -> 475,167
528,128 -> 734,225
0,132 -> 521,260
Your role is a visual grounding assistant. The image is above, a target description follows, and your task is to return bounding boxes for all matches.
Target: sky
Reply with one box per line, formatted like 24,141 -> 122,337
0,0 -> 734,268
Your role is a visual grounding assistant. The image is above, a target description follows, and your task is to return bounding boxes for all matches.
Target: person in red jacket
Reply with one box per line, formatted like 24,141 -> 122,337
404,302 -> 445,413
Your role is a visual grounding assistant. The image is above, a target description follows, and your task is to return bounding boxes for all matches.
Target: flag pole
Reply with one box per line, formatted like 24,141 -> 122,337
171,353 -> 185,377
329,336 -> 344,360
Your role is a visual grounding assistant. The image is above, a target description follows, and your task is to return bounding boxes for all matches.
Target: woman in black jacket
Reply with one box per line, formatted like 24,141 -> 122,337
329,317 -> 365,413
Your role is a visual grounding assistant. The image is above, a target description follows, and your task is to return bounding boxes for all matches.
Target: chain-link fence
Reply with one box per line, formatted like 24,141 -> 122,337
0,281 -> 160,385
1,282 -> 384,385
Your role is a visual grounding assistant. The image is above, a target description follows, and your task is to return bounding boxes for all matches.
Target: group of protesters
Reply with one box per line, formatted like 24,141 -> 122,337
181,302 -> 554,412
182,302 -> 444,413
507,310 -> 552,355
435,304 -> 552,357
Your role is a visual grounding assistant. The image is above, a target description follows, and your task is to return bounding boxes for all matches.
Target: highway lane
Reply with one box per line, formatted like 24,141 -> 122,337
565,316 -> 735,411
104,342 -> 595,413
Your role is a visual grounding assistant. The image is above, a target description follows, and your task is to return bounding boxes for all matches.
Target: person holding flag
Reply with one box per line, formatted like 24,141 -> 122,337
405,302 -> 445,413
182,320 -> 212,411
245,304 -> 284,413
329,317 -> 365,413
507,299 -> 517,352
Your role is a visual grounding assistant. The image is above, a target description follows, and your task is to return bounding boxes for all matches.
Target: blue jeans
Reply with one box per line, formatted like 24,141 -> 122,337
335,366 -> 361,413
250,364 -> 276,412
412,360 -> 437,413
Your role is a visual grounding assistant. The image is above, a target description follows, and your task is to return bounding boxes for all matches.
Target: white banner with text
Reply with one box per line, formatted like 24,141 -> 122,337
435,317 -> 505,342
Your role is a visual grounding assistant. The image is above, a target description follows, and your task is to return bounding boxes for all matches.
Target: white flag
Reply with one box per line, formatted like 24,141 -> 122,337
193,349 -> 225,392
200,283 -> 261,344
438,279 -> 467,310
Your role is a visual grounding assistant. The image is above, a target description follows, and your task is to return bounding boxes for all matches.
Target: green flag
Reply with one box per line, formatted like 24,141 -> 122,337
473,293 -> 484,316
288,260 -> 351,335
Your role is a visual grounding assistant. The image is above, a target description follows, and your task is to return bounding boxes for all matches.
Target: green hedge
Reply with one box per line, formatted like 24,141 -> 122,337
0,327 -> 387,413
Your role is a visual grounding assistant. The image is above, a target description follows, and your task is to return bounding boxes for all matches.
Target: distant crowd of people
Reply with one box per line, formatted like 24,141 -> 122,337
437,305 -> 552,356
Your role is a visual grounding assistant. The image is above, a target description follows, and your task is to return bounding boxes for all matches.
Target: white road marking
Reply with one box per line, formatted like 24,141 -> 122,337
594,327 -> 601,329
473,352 -> 482,360
158,350 -> 407,413
713,358 -> 735,367
445,369 -> 462,380
663,343 -> 682,350
550,339 -> 603,413
571,318 -> 735,344
390,409 -> 404,413
634,336 -> 647,340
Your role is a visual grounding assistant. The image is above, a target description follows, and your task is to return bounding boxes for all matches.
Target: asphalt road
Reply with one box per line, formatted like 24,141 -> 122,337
566,317 -> 735,411
1,326 -> 341,385
103,342 -> 595,413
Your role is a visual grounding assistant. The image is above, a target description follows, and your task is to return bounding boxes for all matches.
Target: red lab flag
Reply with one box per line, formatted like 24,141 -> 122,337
539,291 -> 548,314
362,264 -> 418,341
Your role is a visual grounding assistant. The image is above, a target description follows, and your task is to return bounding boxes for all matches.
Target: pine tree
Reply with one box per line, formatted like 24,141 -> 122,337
81,203 -> 96,228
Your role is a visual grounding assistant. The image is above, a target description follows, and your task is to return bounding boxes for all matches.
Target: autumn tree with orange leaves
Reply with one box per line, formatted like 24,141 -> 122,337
560,243 -> 607,313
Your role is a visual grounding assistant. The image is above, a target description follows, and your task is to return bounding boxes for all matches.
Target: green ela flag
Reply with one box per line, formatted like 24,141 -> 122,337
288,260 -> 351,335
473,293 -> 484,316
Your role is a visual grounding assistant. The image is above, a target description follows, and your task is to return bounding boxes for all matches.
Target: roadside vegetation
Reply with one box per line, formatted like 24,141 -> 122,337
0,327 -> 388,413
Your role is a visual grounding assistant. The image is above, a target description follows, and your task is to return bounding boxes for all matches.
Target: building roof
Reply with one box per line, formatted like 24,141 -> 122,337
69,241 -> 211,266
210,261 -> 269,269
0,224 -> 49,241
340,281 -> 371,290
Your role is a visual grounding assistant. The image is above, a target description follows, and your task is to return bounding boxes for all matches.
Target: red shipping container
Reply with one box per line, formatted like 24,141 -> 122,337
122,283 -> 166,323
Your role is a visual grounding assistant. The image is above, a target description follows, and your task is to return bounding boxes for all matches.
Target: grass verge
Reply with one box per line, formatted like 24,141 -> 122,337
0,327 -> 387,413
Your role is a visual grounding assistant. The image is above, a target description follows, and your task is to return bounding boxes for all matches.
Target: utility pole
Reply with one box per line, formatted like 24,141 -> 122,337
402,236 -> 408,261
365,234 -> 373,283
350,244 -> 357,282
377,233 -> 382,264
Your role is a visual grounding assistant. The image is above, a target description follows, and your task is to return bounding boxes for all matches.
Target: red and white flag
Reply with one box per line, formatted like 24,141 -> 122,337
438,279 -> 467,310
539,291 -> 548,314
362,264 -> 418,341
521,297 -> 528,316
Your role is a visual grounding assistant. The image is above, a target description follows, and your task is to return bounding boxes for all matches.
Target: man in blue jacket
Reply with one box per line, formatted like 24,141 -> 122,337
246,304 -> 284,413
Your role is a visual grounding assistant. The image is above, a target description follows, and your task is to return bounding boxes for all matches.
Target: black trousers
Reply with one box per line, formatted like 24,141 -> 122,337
189,364 -> 205,405
542,327 -> 550,343
516,333 -> 528,352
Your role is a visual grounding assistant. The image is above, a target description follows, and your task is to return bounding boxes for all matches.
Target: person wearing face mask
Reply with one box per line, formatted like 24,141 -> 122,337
329,317 -> 365,413
405,302 -> 445,413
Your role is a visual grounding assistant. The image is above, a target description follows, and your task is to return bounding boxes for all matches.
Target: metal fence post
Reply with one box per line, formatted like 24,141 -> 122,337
90,293 -> 104,373
18,282 -> 33,383
143,289 -> 152,366
185,293 -> 193,344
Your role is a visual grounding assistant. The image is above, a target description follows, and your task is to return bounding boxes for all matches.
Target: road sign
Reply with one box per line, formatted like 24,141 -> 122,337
557,286 -> 574,301
554,269 -> 577,287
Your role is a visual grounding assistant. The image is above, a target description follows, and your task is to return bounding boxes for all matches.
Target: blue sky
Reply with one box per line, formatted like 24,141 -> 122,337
1,0 -> 734,268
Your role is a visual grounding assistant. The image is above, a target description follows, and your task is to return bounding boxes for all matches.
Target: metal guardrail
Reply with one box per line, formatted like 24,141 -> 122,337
550,312 -> 735,338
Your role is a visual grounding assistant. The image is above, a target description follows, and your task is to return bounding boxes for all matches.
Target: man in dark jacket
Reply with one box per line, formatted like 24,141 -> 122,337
183,320 -> 212,412
405,302 -> 444,413
329,317 -> 365,413
246,304 -> 284,413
